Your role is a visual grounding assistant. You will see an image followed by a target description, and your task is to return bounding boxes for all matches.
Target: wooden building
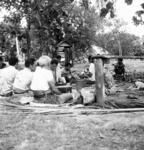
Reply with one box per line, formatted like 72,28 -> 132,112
56,41 -> 73,65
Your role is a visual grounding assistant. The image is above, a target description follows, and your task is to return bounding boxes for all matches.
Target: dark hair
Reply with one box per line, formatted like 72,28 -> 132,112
56,55 -> 61,60
88,55 -> 92,61
51,58 -> 58,65
25,58 -> 36,68
0,56 -> 3,62
8,57 -> 18,66
65,63 -> 71,67
118,58 -> 123,62
88,55 -> 94,62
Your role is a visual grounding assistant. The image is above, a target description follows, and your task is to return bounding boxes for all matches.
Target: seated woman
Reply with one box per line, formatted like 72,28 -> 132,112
30,56 -> 74,104
13,58 -> 36,94
61,63 -> 73,83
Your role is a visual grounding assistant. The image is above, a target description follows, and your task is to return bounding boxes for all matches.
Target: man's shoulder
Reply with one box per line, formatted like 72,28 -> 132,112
46,69 -> 53,74
0,66 -> 17,77
42,68 -> 53,75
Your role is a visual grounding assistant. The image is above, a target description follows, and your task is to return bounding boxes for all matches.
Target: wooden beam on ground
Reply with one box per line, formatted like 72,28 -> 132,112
94,58 -> 105,106
92,55 -> 144,60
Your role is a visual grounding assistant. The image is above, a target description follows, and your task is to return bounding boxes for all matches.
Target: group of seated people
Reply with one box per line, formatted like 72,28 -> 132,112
0,55 -> 79,104
0,53 -> 118,105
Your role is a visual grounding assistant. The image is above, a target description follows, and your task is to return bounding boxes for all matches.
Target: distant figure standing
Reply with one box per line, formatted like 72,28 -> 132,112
114,58 -> 125,80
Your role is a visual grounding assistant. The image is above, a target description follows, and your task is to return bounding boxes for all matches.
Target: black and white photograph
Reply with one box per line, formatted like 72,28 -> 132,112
0,0 -> 144,149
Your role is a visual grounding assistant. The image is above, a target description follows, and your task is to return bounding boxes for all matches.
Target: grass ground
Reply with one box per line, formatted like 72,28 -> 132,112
1,59 -> 144,150
1,104 -> 144,150
0,82 -> 144,150
73,59 -> 144,73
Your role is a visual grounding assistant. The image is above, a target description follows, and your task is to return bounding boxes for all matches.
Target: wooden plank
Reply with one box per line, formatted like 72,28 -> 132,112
92,55 -> 144,60
94,58 -> 105,106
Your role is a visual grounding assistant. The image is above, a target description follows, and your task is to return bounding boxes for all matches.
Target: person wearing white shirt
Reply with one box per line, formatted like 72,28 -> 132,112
88,55 -> 95,81
13,58 -> 36,94
0,57 -> 18,96
31,56 -> 72,104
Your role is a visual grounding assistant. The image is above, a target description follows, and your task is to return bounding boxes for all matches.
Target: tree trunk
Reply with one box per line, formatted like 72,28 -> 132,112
26,10 -> 31,59
26,28 -> 31,58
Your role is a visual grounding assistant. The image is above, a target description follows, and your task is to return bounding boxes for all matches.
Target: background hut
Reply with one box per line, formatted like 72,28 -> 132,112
56,41 -> 73,66
89,45 -> 109,56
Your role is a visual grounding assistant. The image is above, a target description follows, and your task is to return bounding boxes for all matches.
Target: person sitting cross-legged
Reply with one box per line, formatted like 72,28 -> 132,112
13,58 -> 36,94
0,57 -> 18,97
30,56 -> 74,104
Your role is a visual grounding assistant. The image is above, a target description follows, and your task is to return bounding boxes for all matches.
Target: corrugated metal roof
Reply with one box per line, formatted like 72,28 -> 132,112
57,41 -> 71,48
89,45 -> 109,56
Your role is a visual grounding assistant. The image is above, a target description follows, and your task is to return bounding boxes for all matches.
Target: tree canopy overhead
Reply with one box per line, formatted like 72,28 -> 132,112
0,0 -> 143,58
0,0 -> 105,57
99,0 -> 144,25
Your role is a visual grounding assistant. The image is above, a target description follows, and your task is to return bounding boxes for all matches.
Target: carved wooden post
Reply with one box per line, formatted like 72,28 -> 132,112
94,58 -> 105,106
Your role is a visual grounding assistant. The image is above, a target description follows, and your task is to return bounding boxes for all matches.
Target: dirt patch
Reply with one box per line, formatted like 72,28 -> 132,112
1,81 -> 144,150
0,103 -> 144,150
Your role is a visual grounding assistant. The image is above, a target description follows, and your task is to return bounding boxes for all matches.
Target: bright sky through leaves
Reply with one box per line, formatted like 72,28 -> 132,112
0,0 -> 144,37
115,0 -> 144,37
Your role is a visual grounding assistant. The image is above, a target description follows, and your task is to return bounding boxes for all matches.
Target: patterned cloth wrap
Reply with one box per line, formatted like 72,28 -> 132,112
32,90 -> 60,104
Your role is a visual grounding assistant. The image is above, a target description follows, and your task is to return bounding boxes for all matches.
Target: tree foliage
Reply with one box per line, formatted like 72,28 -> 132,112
99,0 -> 144,25
0,0 -> 143,58
0,0 -> 104,57
95,32 -> 142,56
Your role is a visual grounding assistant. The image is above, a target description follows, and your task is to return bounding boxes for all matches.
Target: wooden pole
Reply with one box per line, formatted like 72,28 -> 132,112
94,58 -> 105,106
92,55 -> 144,60
118,39 -> 122,56
16,36 -> 20,59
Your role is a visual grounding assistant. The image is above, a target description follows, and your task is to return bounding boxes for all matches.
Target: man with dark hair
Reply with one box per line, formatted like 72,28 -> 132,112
0,57 -> 18,96
0,56 -> 6,69
62,63 -> 72,83
56,55 -> 61,62
8,57 -> 19,66
88,55 -> 93,63
50,58 -> 66,84
25,58 -> 36,71
50,58 -> 58,72
50,58 -> 58,83
13,58 -> 36,94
